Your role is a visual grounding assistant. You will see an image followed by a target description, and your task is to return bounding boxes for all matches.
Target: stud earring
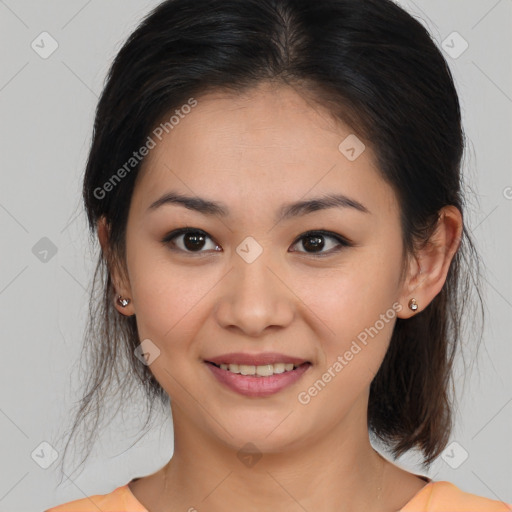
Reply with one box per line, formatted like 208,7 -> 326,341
117,295 -> 131,308
408,298 -> 418,311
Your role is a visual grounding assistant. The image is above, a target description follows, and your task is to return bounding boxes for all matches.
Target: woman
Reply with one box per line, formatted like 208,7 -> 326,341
45,0 -> 511,510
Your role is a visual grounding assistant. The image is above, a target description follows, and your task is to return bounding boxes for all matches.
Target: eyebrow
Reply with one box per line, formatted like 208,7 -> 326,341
147,191 -> 370,222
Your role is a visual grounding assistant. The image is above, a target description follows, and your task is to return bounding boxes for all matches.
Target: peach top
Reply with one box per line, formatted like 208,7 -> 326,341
45,479 -> 512,511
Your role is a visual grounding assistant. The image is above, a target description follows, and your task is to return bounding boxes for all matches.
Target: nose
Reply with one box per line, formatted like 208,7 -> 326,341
214,252 -> 295,337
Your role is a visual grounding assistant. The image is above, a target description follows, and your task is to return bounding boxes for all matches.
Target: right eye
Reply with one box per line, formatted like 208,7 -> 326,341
161,227 -> 222,255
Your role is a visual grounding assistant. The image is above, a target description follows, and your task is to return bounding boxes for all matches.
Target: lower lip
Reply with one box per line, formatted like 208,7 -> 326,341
205,362 -> 311,397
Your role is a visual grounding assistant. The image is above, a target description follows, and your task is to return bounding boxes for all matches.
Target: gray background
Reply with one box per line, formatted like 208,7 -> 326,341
0,1 -> 511,510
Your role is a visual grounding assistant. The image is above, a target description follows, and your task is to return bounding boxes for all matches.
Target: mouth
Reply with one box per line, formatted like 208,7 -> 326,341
204,359 -> 312,397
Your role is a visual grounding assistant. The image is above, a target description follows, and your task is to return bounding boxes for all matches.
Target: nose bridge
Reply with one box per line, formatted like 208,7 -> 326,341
233,240 -> 281,309
235,247 -> 276,298
215,239 -> 294,335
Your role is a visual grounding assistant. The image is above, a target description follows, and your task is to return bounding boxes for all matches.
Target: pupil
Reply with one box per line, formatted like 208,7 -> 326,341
304,235 -> 324,252
184,232 -> 205,251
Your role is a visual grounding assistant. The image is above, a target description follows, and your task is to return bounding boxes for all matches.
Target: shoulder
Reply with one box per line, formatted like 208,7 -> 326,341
44,484 -> 147,512
402,481 -> 512,512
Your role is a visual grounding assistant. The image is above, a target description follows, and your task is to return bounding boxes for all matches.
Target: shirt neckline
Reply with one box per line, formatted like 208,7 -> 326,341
122,475 -> 436,511
398,479 -> 435,511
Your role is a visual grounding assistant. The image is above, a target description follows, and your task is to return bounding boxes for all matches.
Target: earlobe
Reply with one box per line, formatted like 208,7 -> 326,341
97,216 -> 135,316
114,293 -> 135,316
396,254 -> 423,319
397,205 -> 462,318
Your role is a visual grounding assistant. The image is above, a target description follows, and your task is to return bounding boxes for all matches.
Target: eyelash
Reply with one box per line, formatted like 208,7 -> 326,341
161,227 -> 353,257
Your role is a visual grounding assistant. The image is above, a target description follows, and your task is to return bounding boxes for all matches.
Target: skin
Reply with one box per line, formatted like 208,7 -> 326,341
98,81 -> 462,512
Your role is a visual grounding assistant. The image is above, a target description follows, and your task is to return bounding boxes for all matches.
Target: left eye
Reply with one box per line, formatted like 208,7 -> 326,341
161,228 -> 352,256
290,230 -> 352,255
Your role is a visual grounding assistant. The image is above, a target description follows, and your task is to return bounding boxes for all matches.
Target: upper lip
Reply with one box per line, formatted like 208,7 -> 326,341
205,352 -> 310,366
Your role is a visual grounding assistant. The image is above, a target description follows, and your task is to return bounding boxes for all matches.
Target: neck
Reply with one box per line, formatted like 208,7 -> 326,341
158,399 -> 393,512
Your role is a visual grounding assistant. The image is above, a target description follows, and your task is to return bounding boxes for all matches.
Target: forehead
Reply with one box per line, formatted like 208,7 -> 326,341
131,83 -> 398,220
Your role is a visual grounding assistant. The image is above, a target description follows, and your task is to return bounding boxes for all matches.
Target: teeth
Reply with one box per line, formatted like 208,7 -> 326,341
217,362 -> 300,376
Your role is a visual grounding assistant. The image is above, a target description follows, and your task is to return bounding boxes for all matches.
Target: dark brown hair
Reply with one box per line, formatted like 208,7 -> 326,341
56,0 -> 483,482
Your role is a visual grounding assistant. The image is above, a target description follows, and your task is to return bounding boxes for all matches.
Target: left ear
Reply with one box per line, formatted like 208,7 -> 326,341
396,205 -> 463,319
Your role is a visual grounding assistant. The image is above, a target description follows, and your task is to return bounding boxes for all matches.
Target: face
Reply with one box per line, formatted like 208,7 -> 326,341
113,81 -> 410,454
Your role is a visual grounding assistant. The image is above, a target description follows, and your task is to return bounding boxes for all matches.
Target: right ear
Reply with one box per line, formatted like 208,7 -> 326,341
97,215 -> 109,255
97,216 -> 134,316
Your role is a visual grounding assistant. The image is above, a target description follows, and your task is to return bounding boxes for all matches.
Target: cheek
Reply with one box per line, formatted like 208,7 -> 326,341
126,241 -> 214,346
294,262 -> 401,415
302,245 -> 403,371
